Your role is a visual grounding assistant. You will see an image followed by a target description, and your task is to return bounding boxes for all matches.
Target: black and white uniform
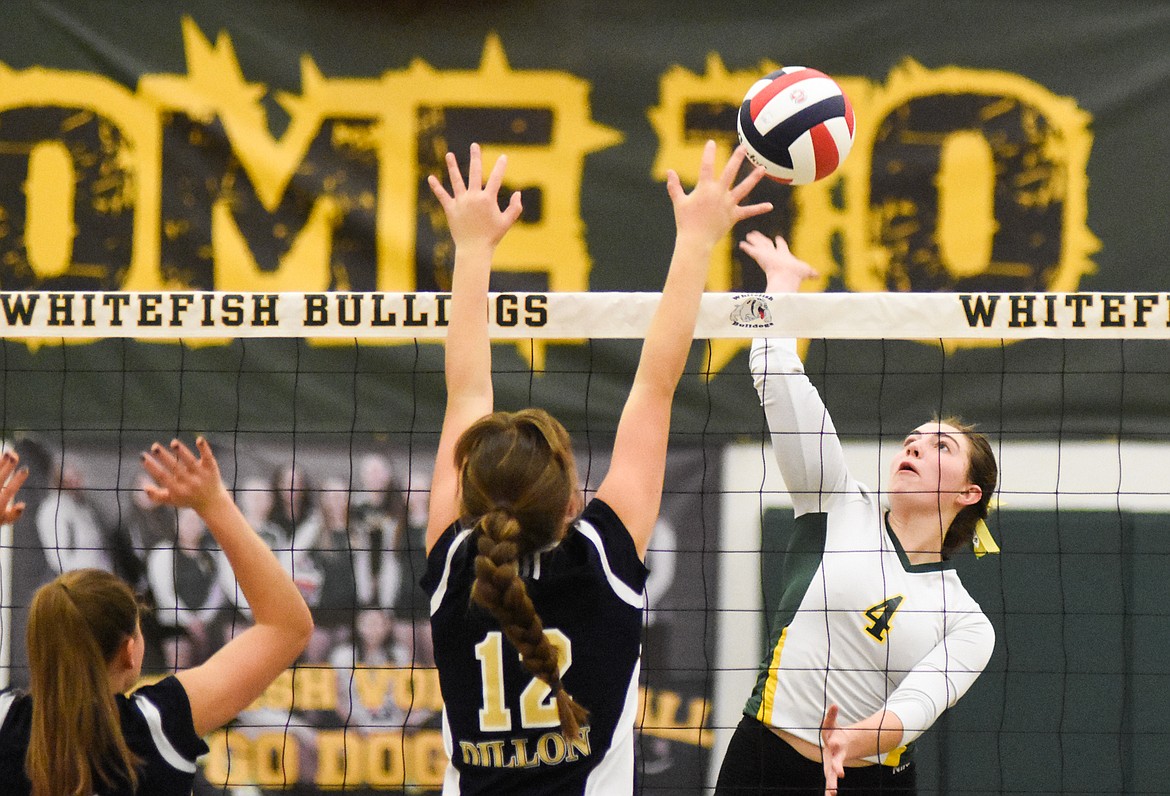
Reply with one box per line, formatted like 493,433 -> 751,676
0,675 -> 208,794
422,498 -> 647,795
725,339 -> 994,780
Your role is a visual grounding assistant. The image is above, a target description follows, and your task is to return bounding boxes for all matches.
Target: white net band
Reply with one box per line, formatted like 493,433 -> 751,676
1,291 -> 1168,339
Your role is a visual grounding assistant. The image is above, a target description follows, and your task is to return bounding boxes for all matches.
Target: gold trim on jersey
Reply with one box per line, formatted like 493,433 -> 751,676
755,627 -> 789,723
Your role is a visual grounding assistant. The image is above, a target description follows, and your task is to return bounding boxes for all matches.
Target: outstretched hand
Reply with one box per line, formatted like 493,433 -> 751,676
141,437 -> 228,514
0,450 -> 28,525
428,142 -> 523,253
821,703 -> 848,796
739,230 -> 819,294
666,140 -> 772,245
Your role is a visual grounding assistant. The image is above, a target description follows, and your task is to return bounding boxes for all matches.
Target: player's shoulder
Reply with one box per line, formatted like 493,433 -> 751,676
122,675 -> 209,773
575,498 -> 636,558
570,498 -> 648,598
421,518 -> 476,593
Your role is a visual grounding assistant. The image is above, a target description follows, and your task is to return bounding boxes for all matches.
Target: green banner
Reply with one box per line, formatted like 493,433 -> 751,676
0,2 -> 1164,435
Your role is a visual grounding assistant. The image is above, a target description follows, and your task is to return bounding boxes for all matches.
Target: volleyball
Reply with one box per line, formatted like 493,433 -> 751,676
736,66 -> 855,185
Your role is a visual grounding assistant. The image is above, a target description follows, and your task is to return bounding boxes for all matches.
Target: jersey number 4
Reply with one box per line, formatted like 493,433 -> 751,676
863,595 -> 904,642
474,629 -> 573,732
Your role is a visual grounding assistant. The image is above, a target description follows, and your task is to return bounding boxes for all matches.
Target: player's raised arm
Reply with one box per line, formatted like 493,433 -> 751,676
142,437 -> 313,737
425,143 -> 523,552
738,232 -> 851,512
596,141 -> 771,557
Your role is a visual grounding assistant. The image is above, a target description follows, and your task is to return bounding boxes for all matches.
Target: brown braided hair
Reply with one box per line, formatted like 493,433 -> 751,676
455,408 -> 588,738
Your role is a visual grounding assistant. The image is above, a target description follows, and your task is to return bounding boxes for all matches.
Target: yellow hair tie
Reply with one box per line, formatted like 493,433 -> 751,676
973,518 -> 999,557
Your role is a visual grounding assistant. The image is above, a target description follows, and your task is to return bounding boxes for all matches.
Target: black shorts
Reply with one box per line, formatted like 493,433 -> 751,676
714,714 -> 916,795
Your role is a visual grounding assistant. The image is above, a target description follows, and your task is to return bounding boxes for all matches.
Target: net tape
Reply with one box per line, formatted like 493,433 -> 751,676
1,291 -> 1166,340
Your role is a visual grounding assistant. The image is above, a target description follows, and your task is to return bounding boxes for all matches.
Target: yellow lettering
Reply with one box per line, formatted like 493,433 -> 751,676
567,726 -> 592,760
650,55 -> 1096,361
460,740 -> 481,766
248,669 -> 293,712
365,731 -> 405,787
202,730 -> 255,786
315,730 -> 363,787
638,687 -> 712,748
294,665 -> 338,711
210,197 -> 338,291
254,731 -> 299,787
536,731 -> 567,765
352,665 -> 394,711
480,739 -> 507,768
414,667 -> 445,712
508,736 -> 541,769
406,728 -> 448,786
937,130 -> 996,279
0,19 -> 1097,370
309,729 -> 448,787
25,141 -> 75,279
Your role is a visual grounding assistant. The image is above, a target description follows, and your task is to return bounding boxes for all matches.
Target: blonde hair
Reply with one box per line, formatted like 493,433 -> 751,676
455,409 -> 588,738
26,568 -> 141,795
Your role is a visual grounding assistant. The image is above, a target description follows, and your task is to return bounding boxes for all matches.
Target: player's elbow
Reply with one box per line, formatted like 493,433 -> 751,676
282,601 -> 315,660
294,606 -> 315,649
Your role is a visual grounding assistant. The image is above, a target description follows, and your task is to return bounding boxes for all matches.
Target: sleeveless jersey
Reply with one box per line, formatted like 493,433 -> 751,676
745,338 -> 995,766
0,675 -> 209,794
422,498 -> 648,795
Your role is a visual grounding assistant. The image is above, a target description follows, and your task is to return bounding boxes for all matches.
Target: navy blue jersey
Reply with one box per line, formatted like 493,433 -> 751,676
422,498 -> 648,795
0,675 -> 209,794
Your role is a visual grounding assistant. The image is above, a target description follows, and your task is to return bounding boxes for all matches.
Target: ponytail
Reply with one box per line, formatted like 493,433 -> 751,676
26,569 -> 141,796
939,417 -> 998,559
456,409 -> 588,738
471,508 -> 588,738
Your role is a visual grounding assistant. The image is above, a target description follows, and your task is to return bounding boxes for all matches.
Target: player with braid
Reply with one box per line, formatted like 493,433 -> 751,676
422,141 -> 771,794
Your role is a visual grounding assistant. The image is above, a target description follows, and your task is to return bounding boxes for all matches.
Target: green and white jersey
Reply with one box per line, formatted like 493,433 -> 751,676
745,338 -> 994,766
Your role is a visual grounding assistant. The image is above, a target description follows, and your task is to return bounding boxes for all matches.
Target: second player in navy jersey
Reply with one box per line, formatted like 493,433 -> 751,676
0,439 -> 313,795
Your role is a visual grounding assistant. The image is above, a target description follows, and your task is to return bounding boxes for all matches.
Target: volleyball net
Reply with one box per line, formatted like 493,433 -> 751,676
2,290 -> 1168,794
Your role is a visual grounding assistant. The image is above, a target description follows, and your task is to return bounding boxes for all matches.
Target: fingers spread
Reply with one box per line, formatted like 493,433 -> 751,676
735,201 -> 774,222
141,483 -> 168,505
697,139 -> 716,182
171,438 -> 199,469
140,453 -> 168,489
2,467 -> 29,496
467,142 -> 483,189
445,151 -> 465,196
503,191 -> 524,225
149,442 -> 179,473
196,436 -> 215,462
730,165 -> 767,202
427,174 -> 452,206
485,153 -> 508,196
0,450 -> 17,478
720,144 -> 749,187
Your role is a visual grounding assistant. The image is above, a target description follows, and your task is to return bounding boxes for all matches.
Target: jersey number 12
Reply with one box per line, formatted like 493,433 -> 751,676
474,629 -> 573,732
